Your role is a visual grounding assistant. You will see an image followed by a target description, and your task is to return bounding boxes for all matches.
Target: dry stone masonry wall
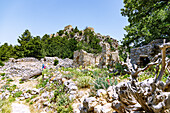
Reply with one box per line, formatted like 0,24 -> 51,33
73,42 -> 119,68
130,39 -> 170,67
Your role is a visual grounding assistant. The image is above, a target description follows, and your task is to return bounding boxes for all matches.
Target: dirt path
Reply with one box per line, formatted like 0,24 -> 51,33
11,103 -> 30,113
10,77 -> 40,113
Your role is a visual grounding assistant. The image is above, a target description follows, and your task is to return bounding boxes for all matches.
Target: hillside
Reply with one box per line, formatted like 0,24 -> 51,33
0,25 -> 118,61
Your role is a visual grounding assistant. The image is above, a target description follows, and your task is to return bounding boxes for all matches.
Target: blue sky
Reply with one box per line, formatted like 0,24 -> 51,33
0,0 -> 128,45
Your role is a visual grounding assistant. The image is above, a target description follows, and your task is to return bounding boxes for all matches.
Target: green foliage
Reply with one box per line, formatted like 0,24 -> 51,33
26,98 -> 31,103
56,105 -> 73,113
29,101 -> 33,105
0,97 -> 15,113
49,84 -> 73,112
58,30 -> 64,36
93,77 -> 115,90
54,59 -> 59,66
0,43 -> 16,61
121,0 -> 170,49
62,73 -> 74,79
115,63 -> 127,74
14,91 -> 23,98
118,45 -> 127,62
79,31 -> 82,36
0,26 -> 108,60
0,61 -> 4,66
73,26 -> 79,33
119,74 -> 130,80
168,55 -> 170,58
77,29 -> 102,54
70,32 -> 75,38
0,73 -> 5,76
1,77 -> 5,80
36,78 -> 49,88
77,76 -> 93,88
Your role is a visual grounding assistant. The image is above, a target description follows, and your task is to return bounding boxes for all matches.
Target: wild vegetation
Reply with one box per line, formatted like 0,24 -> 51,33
0,0 -> 169,112
0,26 -> 107,62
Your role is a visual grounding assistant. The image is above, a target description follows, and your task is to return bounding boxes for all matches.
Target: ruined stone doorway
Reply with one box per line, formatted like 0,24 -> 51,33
140,56 -> 150,67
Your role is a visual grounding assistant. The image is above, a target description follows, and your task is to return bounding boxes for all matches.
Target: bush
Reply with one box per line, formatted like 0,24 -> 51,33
77,76 -> 93,88
0,61 -> 4,66
14,91 -> 23,97
54,59 -> 59,66
36,79 -> 49,88
49,84 -> 73,112
1,73 -> 5,76
0,97 -> 15,113
93,77 -> 115,90
62,73 -> 74,79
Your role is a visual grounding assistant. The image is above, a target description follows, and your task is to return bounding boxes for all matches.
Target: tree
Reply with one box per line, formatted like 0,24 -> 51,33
17,29 -> 33,57
0,43 -> 15,61
58,30 -> 64,36
26,36 -> 45,59
73,26 -> 79,33
121,0 -> 170,48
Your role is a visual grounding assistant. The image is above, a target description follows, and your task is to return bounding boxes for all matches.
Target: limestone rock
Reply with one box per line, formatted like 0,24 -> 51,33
96,89 -> 107,97
81,97 -> 98,112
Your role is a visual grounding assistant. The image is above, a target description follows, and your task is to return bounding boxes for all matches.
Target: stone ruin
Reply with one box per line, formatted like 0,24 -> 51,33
73,42 -> 119,68
130,39 -> 170,67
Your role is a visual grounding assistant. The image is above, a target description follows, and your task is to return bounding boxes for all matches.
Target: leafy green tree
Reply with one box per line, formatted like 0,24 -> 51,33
17,29 -> 33,57
121,0 -> 170,49
0,43 -> 15,61
79,31 -> 83,36
26,36 -> 45,59
58,30 -> 64,36
70,32 -> 75,38
42,34 -> 50,42
73,26 -> 79,33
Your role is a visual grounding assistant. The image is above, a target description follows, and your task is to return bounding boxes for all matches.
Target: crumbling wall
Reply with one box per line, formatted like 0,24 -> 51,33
73,43 -> 119,68
98,43 -> 119,68
73,50 -> 96,67
130,39 -> 166,66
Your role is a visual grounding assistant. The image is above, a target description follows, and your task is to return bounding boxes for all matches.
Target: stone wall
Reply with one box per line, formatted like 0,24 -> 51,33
73,50 -> 97,67
99,43 -> 119,68
73,43 -> 119,68
130,39 -> 169,66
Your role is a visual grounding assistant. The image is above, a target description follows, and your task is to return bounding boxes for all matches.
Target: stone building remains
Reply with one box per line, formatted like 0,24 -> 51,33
73,42 -> 119,68
130,39 -> 170,67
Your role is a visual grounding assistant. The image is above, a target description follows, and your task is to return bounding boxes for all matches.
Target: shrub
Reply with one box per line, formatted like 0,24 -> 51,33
62,73 -> 74,79
1,77 -> 5,80
50,84 -> 73,112
0,97 -> 14,113
168,55 -> 170,58
0,60 -> 4,66
54,59 -> 59,66
79,31 -> 82,36
0,73 -> 5,76
14,91 -> 22,97
29,101 -> 33,105
7,78 -> 13,82
93,77 -> 115,90
56,105 -> 73,113
36,79 -> 49,88
26,98 -> 31,103
77,76 -> 93,88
